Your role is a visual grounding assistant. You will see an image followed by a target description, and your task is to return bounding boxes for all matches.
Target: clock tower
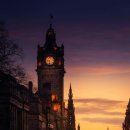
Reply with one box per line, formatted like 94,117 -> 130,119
37,23 -> 65,109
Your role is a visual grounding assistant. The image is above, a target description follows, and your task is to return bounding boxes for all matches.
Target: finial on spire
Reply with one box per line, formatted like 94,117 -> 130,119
69,83 -> 72,93
69,83 -> 73,98
70,83 -> 72,89
49,14 -> 53,28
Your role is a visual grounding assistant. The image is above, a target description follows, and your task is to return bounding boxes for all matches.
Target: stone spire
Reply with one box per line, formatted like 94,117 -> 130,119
66,83 -> 76,130
69,83 -> 73,100
123,99 -> 130,130
77,124 -> 80,130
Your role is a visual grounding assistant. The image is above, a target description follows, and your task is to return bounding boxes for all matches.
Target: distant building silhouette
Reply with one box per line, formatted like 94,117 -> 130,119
66,84 -> 76,130
123,99 -> 130,130
77,124 -> 80,130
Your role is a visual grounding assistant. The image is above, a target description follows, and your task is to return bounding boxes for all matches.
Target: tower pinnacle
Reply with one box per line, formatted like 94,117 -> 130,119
67,84 -> 76,130
49,14 -> 53,27
69,83 -> 72,97
44,17 -> 57,48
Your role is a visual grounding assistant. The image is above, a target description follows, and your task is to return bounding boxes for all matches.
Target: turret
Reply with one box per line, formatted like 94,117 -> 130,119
44,24 -> 57,48
67,84 -> 76,130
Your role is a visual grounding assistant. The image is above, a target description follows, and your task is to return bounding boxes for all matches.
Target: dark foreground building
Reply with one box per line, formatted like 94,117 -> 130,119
0,71 -> 30,130
123,99 -> 130,130
0,23 -> 79,130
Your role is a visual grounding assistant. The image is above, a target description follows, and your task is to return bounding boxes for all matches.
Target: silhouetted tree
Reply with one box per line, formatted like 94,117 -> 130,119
0,21 -> 27,84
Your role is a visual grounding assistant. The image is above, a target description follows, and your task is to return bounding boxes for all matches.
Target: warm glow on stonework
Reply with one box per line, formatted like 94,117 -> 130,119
51,94 -> 60,111
51,94 -> 58,101
53,104 -> 60,112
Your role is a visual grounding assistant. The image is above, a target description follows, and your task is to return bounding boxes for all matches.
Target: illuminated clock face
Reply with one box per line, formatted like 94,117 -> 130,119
46,56 -> 54,65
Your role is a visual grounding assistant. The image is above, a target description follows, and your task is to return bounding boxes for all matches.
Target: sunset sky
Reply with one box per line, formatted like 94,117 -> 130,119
1,0 -> 130,130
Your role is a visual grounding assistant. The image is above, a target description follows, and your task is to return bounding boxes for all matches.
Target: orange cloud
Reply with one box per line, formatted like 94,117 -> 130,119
81,117 -> 123,125
74,98 -> 126,116
67,65 -> 130,76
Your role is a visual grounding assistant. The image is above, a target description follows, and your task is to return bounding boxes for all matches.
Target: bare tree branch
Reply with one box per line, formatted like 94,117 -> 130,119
0,21 -> 27,85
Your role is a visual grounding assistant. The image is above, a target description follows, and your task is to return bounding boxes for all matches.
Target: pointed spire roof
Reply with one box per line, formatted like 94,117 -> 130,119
127,98 -> 130,107
44,15 -> 57,48
69,83 -> 73,99
126,99 -> 130,114
69,83 -> 72,93
123,99 -> 130,130
67,83 -> 76,130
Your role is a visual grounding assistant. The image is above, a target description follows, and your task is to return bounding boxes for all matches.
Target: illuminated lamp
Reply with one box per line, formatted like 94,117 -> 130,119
51,95 -> 55,101
51,94 -> 58,101
53,103 -> 60,112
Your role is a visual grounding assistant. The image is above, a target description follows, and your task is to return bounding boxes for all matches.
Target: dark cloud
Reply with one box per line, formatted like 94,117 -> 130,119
1,0 -> 130,24
64,23 -> 130,67
3,3 -> 130,70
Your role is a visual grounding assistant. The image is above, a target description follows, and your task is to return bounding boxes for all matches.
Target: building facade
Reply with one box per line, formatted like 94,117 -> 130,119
0,71 -> 30,130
